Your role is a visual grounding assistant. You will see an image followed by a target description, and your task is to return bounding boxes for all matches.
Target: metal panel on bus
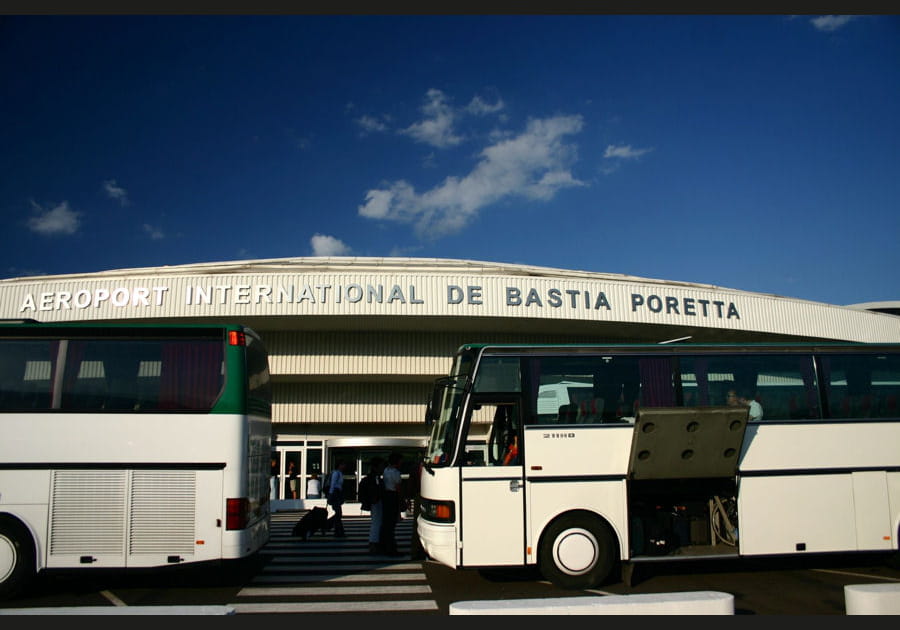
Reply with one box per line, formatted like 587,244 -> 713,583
851,471 -> 893,551
628,407 -> 748,480
48,470 -> 128,568
460,466 -> 525,566
737,474 -> 856,555
47,469 -> 223,568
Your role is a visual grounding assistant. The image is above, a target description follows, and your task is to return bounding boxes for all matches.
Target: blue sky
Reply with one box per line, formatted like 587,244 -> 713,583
1,14 -> 897,307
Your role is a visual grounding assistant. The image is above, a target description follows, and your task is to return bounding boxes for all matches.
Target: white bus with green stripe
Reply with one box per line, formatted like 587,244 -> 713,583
0,321 -> 272,599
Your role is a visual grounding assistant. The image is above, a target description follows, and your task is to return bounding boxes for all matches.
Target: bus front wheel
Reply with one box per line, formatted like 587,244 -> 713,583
538,512 -> 617,590
0,517 -> 36,601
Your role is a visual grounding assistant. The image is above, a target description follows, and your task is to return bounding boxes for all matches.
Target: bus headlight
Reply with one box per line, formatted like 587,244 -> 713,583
419,497 -> 455,523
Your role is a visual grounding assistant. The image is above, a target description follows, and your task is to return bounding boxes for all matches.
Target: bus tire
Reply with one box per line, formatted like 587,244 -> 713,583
538,512 -> 617,590
0,517 -> 36,601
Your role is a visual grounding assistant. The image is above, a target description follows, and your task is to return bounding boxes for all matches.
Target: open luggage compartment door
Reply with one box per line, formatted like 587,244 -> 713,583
628,406 -> 749,480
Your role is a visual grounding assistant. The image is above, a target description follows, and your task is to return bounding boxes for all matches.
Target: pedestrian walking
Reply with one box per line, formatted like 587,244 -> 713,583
379,452 -> 403,556
326,460 -> 347,537
359,457 -> 384,553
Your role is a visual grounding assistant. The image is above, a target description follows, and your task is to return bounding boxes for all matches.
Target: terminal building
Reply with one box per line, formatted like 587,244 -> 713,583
2,256 -> 898,506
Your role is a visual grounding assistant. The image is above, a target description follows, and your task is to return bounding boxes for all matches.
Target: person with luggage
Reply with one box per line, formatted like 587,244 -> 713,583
326,460 -> 347,537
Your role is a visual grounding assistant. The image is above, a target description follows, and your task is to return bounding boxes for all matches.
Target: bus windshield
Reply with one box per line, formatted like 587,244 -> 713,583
424,350 -> 475,466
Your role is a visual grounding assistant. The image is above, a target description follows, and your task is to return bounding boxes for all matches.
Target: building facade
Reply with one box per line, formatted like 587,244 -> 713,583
3,257 -> 899,506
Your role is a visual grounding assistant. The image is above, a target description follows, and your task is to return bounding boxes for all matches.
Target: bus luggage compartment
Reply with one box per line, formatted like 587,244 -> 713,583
626,406 -> 748,560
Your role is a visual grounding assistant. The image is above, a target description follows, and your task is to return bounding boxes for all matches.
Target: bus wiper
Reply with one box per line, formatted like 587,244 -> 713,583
422,460 -> 435,476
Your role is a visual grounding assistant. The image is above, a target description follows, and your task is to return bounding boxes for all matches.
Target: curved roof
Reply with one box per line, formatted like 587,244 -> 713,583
1,256 -> 898,343
846,301 -> 900,316
1,255 -> 738,287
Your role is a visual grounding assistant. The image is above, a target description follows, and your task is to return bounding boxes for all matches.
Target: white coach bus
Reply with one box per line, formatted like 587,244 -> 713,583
417,342 -> 900,589
0,321 -> 272,599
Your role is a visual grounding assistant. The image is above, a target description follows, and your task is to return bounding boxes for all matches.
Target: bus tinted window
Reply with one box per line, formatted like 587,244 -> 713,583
0,336 -> 226,412
821,353 -> 900,419
526,352 -> 823,425
528,355 -> 666,425
0,340 -> 55,410
680,353 -> 819,421
473,356 -> 521,393
246,333 -> 272,416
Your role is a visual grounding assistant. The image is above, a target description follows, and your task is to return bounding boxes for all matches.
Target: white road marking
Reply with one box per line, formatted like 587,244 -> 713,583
812,568 -> 900,582
250,572 -> 426,583
99,590 -> 127,606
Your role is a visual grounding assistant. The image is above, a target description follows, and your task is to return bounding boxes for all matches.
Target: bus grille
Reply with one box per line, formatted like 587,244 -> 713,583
129,470 -> 196,554
50,470 -> 127,555
49,469 -> 197,557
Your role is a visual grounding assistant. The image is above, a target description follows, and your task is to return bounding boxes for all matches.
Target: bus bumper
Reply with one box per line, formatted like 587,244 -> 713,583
416,516 -> 457,568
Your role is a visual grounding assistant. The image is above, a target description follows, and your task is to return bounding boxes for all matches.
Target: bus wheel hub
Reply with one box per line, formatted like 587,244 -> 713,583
0,535 -> 16,583
554,528 -> 598,575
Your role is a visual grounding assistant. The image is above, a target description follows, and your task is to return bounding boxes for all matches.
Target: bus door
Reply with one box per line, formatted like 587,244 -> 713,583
459,399 -> 525,566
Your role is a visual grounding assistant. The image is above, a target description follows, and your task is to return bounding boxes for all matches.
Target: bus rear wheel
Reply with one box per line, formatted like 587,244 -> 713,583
0,518 -> 36,601
538,512 -> 617,590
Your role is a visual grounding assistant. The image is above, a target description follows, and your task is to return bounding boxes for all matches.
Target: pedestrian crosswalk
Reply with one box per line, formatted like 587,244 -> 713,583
229,511 -> 438,614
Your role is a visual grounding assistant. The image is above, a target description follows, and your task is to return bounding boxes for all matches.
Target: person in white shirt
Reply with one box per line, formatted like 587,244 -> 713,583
727,388 -> 763,421
306,473 -> 321,499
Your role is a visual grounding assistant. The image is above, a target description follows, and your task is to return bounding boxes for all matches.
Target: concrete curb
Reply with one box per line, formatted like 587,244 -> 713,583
449,591 -> 735,615
844,583 -> 900,615
0,605 -> 235,615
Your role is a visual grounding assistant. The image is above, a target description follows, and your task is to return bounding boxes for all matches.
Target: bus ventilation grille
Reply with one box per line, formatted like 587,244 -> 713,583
48,469 -> 197,557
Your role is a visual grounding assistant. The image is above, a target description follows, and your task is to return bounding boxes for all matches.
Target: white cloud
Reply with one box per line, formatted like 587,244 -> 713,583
356,114 -> 389,135
27,200 -> 80,236
368,89 -> 506,150
103,179 -> 129,206
603,144 -> 652,160
143,224 -> 165,240
465,95 -> 505,116
310,233 -> 352,256
359,114 -> 586,239
810,15 -> 856,32
399,89 -> 464,148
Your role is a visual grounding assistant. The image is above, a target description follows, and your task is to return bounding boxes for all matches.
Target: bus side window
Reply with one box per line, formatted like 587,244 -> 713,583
62,349 -> 108,410
0,341 -> 54,410
823,353 -> 900,420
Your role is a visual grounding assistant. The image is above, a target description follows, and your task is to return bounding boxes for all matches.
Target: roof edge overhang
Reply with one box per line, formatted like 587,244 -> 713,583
0,255 -> 844,306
